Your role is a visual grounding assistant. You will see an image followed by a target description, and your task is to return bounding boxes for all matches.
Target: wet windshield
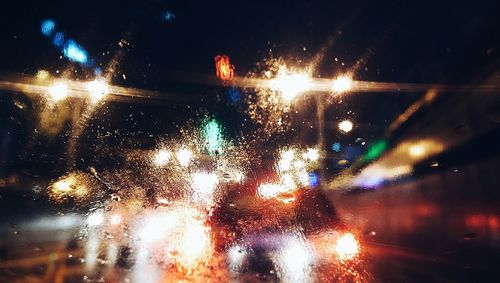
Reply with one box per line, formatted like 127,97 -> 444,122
1,1 -> 500,282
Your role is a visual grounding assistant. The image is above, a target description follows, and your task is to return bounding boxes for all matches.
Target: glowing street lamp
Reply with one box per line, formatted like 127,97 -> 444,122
332,75 -> 353,93
270,66 -> 312,102
47,81 -> 69,103
87,79 -> 109,103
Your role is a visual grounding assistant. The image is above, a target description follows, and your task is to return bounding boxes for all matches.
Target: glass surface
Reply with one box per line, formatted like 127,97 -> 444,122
1,1 -> 499,282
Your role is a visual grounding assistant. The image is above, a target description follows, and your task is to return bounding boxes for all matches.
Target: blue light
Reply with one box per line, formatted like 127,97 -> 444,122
332,142 -> 341,152
228,87 -> 242,103
40,19 -> 55,36
63,40 -> 88,63
308,172 -> 320,188
163,11 -> 175,22
52,32 -> 65,47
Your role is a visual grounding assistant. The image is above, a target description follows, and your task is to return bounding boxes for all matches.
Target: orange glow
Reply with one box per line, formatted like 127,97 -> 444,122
215,54 -> 235,82
334,233 -> 360,260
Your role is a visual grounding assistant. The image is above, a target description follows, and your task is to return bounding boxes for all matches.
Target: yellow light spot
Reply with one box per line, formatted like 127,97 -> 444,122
409,144 -> 425,158
36,70 -> 50,80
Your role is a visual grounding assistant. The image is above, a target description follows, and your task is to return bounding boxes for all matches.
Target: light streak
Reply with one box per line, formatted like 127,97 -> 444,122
86,79 -> 109,103
270,66 -> 311,102
332,75 -> 353,93
338,120 -> 353,133
47,81 -> 69,103
215,54 -> 235,82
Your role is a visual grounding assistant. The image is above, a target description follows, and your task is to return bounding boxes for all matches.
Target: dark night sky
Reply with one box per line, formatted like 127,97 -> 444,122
1,0 -> 499,85
0,0 -> 499,169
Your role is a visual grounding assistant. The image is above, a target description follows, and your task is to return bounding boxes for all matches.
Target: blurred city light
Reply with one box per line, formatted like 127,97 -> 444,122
334,233 -> 359,260
363,139 -> 387,161
36,69 -> 49,80
270,66 -> 311,102
86,79 -> 109,103
86,211 -> 104,227
63,40 -> 88,63
176,148 -> 193,166
303,148 -> 320,161
153,149 -> 171,167
332,142 -> 341,152
215,54 -> 235,82
332,75 -> 353,93
409,144 -> 426,158
47,81 -> 69,103
40,19 -> 55,36
338,120 -> 353,133
203,119 -> 224,155
110,214 -> 122,225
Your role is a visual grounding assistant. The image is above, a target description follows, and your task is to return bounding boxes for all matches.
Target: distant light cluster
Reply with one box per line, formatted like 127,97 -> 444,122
40,19 -> 89,64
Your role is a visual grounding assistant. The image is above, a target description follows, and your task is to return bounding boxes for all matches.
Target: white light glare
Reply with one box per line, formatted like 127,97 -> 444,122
47,81 -> 69,102
271,67 -> 311,102
154,149 -> 171,166
176,148 -> 193,166
338,120 -> 353,133
332,76 -> 353,93
334,233 -> 360,260
86,211 -> 104,227
303,148 -> 319,161
87,79 -> 109,102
